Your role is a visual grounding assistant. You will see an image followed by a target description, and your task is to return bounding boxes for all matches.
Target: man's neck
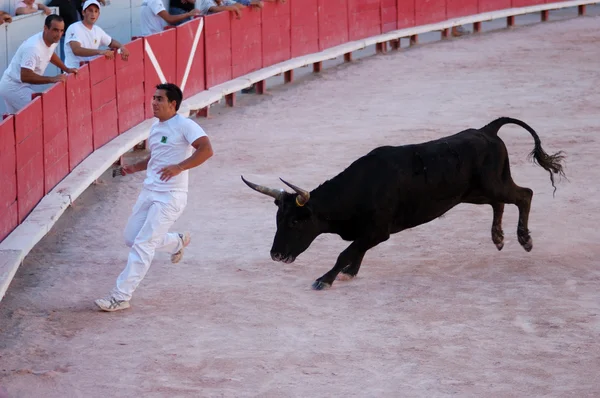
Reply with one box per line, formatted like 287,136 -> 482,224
158,113 -> 177,123
83,21 -> 94,29
42,35 -> 53,47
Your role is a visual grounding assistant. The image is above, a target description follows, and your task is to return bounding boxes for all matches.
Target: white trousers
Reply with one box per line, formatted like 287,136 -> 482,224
112,188 -> 188,301
0,79 -> 34,114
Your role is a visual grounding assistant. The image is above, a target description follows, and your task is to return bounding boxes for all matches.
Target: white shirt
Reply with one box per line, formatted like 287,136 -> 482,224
64,22 -> 112,69
144,114 -> 207,192
140,0 -> 167,36
0,32 -> 57,87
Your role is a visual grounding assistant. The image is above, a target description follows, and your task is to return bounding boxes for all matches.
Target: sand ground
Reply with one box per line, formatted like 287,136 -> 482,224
1,15 -> 600,398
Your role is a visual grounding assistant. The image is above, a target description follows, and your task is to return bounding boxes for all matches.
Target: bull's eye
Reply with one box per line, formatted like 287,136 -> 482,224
291,219 -> 299,226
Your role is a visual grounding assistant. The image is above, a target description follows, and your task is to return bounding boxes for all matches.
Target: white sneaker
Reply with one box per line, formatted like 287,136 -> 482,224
171,232 -> 191,264
95,296 -> 130,312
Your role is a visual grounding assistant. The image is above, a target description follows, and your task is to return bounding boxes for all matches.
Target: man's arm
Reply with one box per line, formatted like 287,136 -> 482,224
157,9 -> 200,25
21,67 -> 65,84
119,155 -> 151,176
159,136 -> 213,181
108,39 -> 130,61
70,41 -> 114,59
50,52 -> 78,74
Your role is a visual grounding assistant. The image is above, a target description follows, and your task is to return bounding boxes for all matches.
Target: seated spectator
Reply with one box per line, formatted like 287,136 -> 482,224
140,0 -> 200,36
0,11 -> 13,25
64,0 -> 129,69
15,0 -> 52,16
197,0 -> 243,18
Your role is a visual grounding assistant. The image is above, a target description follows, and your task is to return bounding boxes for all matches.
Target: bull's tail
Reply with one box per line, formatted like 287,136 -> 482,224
483,117 -> 566,194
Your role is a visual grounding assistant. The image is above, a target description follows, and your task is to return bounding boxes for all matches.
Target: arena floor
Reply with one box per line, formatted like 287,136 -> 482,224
1,14 -> 600,398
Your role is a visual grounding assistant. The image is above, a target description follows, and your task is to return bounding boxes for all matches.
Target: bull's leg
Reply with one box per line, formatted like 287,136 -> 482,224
337,252 -> 366,281
515,187 -> 533,252
491,202 -> 505,250
312,234 -> 388,290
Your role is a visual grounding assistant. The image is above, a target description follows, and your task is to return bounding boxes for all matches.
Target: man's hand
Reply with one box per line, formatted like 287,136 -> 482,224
52,74 -> 68,83
187,8 -> 201,17
101,49 -> 115,60
159,164 -> 184,181
119,47 -> 130,61
65,67 -> 78,75
0,13 -> 12,25
250,0 -> 264,8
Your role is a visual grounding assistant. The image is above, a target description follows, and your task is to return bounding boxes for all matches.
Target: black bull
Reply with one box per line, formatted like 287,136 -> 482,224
242,117 -> 566,290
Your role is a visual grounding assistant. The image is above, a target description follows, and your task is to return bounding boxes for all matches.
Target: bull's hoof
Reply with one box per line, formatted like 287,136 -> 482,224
311,280 -> 331,290
336,273 -> 355,282
495,242 -> 504,251
519,235 -> 533,252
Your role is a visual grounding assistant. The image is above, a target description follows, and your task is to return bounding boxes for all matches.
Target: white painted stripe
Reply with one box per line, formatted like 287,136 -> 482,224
145,40 -> 167,84
181,18 -> 205,93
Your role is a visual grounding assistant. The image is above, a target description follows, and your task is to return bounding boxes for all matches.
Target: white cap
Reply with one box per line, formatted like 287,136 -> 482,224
82,0 -> 101,11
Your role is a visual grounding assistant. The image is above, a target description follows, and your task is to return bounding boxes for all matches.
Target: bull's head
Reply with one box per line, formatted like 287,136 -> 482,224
241,176 -> 321,264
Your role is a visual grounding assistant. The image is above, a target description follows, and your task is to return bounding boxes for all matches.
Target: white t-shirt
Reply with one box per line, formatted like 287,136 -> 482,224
64,22 -> 112,69
0,32 -> 57,87
144,114 -> 207,192
15,2 -> 38,11
140,0 -> 167,36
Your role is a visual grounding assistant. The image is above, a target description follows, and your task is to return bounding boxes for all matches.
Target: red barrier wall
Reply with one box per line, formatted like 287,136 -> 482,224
318,0 -> 349,51
349,0 -> 382,41
144,28 -> 177,118
231,8 -> 263,79
0,115 -> 17,242
262,1 -> 291,67
176,18 -> 206,99
204,12 -> 232,88
89,56 -> 119,150
398,0 -> 416,29
39,84 -> 69,194
14,97 -> 44,223
447,0 -> 478,18
290,0 -> 319,57
416,0 -> 446,25
512,0 -> 545,6
66,64 -> 93,170
381,0 -> 398,33
116,38 -> 145,134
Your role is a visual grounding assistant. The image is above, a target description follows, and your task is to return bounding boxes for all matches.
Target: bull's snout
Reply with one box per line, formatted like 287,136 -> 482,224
270,251 -> 295,264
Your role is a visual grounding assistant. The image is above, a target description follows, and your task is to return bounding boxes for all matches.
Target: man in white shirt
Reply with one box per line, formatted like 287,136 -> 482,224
95,82 -> 214,312
0,14 -> 77,114
63,0 -> 129,69
140,0 -> 200,36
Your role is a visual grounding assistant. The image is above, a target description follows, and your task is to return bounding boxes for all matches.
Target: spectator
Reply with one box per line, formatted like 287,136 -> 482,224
15,0 -> 52,16
0,11 -> 13,25
169,0 -> 195,26
0,14 -> 77,113
64,0 -> 130,69
196,0 -> 243,18
140,0 -> 200,36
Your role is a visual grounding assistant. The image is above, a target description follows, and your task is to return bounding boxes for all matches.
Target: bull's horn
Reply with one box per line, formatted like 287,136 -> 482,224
241,176 -> 283,200
279,178 -> 310,206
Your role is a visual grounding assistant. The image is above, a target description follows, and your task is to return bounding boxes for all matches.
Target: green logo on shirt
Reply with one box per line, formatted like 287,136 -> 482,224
160,136 -> 167,143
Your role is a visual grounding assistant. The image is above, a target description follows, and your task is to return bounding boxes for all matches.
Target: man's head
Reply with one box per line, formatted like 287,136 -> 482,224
152,83 -> 183,121
82,0 -> 101,25
43,14 -> 64,45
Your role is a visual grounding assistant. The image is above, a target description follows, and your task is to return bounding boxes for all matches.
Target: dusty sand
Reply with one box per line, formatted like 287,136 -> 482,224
1,16 -> 600,398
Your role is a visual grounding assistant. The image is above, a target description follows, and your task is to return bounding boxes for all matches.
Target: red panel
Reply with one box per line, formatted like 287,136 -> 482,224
14,97 -> 43,223
262,1 -> 291,67
88,53 -> 115,85
93,100 -> 119,149
65,64 -> 93,170
512,0 -> 544,6
446,0 -> 478,18
291,0 -> 319,58
116,38 -> 145,134
415,0 -> 446,25
231,8 -> 263,79
176,17 -> 206,99
204,12 -> 232,88
0,115 -> 17,212
318,0 -> 349,51
40,83 -> 69,194
381,0 -> 397,33
398,0 -> 416,28
144,28 -> 177,119
478,0 -> 511,12
0,202 -> 18,243
348,0 -> 381,41
91,74 -> 116,111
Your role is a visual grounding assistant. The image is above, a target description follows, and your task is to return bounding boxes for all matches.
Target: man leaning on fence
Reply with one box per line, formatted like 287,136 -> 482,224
63,0 -> 130,69
0,14 -> 78,114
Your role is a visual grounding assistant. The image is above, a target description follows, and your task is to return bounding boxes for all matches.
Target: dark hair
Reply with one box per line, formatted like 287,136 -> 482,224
156,83 -> 183,111
44,14 -> 64,28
